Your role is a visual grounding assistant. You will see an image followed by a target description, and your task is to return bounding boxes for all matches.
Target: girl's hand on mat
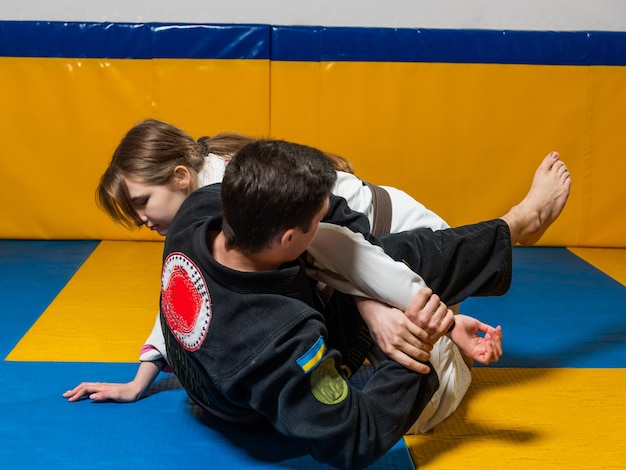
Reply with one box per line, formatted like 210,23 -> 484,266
63,361 -> 160,402
63,381 -> 146,403
449,314 -> 503,365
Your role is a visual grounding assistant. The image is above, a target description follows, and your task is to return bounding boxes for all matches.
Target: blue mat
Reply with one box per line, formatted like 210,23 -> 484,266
0,360 -> 412,469
463,247 -> 626,368
0,240 -> 98,357
0,240 -> 413,469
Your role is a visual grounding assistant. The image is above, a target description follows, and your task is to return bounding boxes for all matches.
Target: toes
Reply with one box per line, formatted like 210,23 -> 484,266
546,151 -> 560,164
538,151 -> 561,173
551,160 -> 569,177
554,161 -> 571,181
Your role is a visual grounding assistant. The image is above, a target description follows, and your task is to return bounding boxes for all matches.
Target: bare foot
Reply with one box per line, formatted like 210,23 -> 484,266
501,151 -> 572,246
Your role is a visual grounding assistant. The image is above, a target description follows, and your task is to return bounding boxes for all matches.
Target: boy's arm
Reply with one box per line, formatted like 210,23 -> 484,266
356,296 -> 433,373
308,224 -> 458,371
355,289 -> 454,374
248,311 -> 440,469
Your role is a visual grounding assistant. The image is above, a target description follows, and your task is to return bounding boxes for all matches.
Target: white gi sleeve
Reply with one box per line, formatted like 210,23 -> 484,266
306,223 -> 427,310
138,311 -> 168,362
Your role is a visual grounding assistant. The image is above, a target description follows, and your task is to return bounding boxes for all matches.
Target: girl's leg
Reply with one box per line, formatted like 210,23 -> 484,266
376,219 -> 512,306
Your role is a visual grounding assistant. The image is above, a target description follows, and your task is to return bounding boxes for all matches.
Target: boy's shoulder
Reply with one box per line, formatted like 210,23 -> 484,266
167,184 -> 223,246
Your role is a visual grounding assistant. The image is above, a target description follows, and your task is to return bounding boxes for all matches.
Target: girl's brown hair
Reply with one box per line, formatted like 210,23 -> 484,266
97,119 -> 355,229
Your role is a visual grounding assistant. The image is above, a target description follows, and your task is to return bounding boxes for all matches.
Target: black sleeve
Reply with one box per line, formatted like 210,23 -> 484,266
242,314 -> 439,470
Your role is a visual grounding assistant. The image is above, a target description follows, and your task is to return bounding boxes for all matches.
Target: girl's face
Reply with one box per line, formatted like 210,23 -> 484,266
124,177 -> 189,236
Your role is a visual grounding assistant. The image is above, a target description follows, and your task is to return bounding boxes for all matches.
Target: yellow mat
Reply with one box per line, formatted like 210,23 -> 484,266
9,245 -> 625,363
405,367 -> 626,469
7,241 -> 164,362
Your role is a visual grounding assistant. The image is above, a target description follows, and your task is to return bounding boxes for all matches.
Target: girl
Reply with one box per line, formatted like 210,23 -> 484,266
97,119 -> 449,237
65,119 -> 504,434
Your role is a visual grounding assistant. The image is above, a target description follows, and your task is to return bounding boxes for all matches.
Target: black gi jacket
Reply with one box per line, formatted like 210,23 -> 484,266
160,184 -> 440,469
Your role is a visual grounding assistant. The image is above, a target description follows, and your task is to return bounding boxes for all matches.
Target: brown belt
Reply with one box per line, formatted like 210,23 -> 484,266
364,181 -> 392,237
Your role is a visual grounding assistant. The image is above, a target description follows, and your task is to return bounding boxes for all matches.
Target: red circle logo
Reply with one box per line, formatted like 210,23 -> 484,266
161,252 -> 211,351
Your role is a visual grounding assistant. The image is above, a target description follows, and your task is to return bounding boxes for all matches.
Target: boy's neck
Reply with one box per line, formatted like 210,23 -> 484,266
209,231 -> 283,272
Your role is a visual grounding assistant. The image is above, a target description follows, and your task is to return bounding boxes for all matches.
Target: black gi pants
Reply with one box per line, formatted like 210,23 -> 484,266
376,219 -> 512,306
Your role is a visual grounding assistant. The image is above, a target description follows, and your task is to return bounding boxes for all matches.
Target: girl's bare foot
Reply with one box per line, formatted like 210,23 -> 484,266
501,151 -> 572,246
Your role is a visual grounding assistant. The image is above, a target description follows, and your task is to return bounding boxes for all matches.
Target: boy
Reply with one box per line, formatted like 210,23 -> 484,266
160,140 -> 569,467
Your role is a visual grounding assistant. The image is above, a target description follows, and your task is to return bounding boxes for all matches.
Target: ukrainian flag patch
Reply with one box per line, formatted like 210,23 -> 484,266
297,335 -> 326,374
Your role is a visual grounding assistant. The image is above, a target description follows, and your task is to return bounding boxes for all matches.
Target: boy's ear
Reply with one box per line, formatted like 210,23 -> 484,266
278,228 -> 295,248
173,165 -> 192,190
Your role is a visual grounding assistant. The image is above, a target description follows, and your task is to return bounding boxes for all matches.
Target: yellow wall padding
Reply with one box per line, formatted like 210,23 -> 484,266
0,57 -> 270,241
1,58 -> 624,246
271,61 -> 626,247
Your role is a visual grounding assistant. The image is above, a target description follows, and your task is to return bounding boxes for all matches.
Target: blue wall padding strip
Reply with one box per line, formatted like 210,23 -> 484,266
151,23 -> 269,59
271,26 -> 615,64
0,21 -> 270,59
2,20 -> 626,65
270,26 -> 626,65
271,26 -> 626,65
463,247 -> 626,368
0,361 -> 413,468
0,21 -> 151,58
0,240 -> 98,358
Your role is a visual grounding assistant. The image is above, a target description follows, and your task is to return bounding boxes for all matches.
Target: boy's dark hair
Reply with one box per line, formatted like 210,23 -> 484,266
221,140 -> 337,252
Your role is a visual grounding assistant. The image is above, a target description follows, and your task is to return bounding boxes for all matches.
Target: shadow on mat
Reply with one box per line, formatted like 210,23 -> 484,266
191,405 -> 314,465
406,367 -> 554,468
144,365 -> 553,467
147,374 -> 313,464
144,367 -> 388,467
